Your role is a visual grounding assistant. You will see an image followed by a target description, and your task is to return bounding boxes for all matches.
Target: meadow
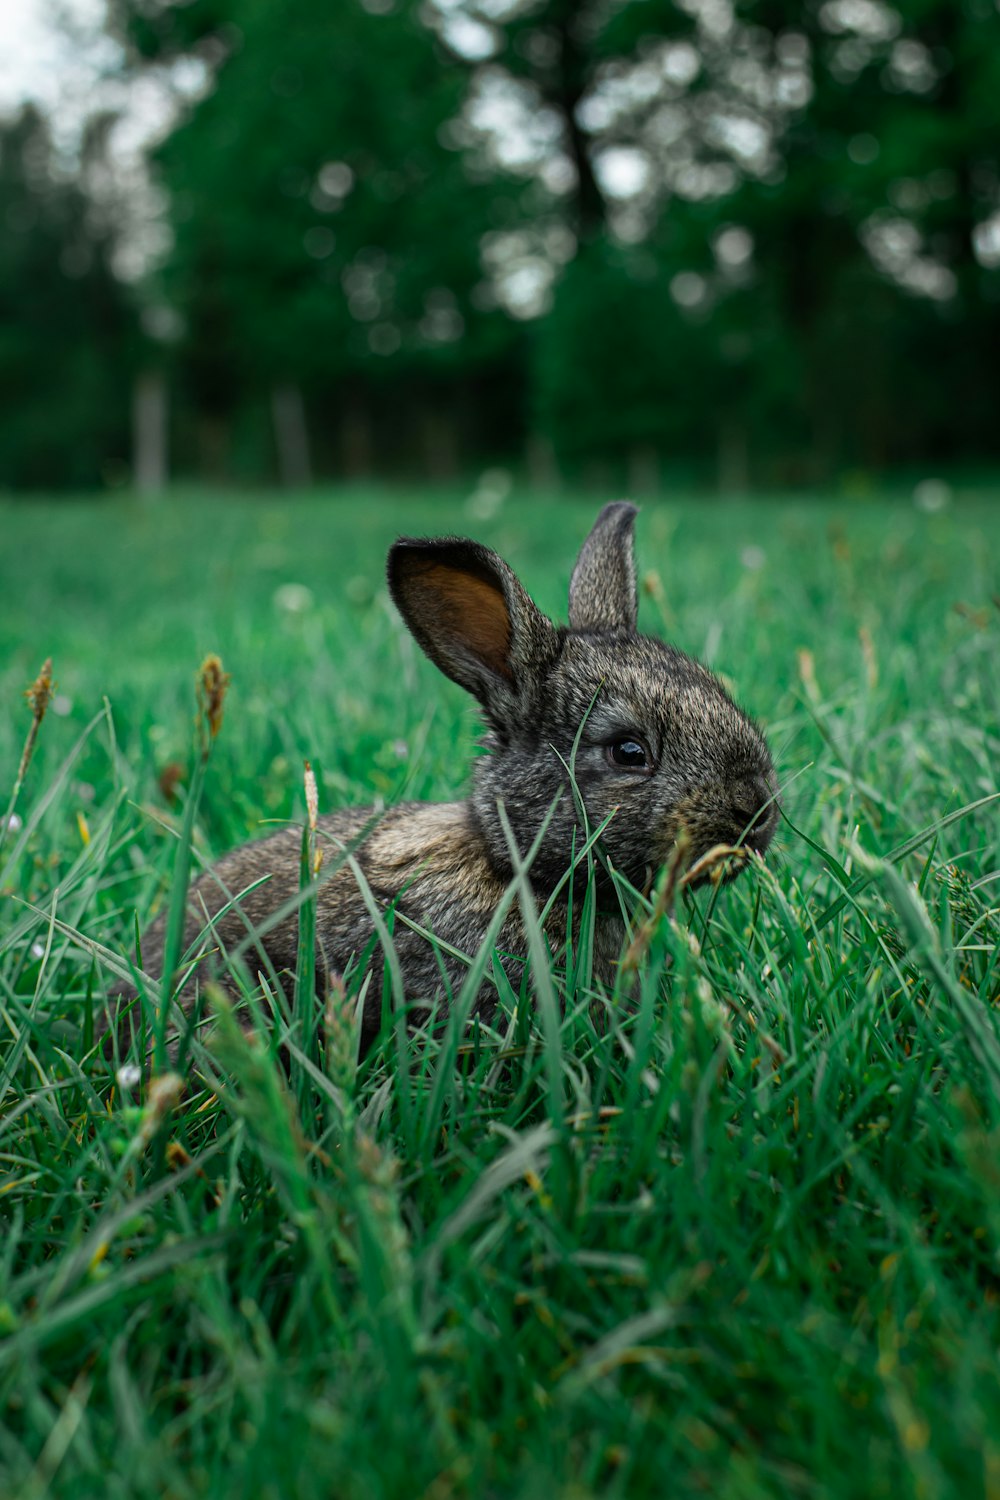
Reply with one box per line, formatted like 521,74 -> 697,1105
0,485 -> 998,1500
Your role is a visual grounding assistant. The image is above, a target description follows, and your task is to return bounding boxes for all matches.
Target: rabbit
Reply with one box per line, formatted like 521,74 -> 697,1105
113,501 -> 777,1056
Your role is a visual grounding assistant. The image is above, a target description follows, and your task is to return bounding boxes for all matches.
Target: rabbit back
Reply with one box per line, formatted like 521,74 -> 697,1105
118,800 -> 614,1052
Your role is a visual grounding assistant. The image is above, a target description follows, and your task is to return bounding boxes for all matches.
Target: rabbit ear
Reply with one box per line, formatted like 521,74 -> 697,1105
387,537 -> 556,716
568,501 -> 639,633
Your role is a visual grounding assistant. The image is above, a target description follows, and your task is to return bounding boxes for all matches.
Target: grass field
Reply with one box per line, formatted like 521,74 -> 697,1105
1,485 -> 998,1500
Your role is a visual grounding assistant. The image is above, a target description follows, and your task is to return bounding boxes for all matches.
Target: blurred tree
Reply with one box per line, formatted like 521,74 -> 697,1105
478,0 -> 1000,481
110,0 -> 523,481
710,0 -> 1000,476
8,0 -> 998,490
869,0 -> 1000,462
0,107 -> 134,490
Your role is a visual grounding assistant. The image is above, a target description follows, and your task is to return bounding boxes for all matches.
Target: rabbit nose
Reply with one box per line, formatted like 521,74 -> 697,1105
733,776 -> 777,854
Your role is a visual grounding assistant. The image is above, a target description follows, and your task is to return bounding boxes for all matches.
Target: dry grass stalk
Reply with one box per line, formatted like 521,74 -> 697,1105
621,827 -> 692,974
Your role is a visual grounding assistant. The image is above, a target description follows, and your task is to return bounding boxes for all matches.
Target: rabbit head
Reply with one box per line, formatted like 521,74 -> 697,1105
388,502 -> 777,900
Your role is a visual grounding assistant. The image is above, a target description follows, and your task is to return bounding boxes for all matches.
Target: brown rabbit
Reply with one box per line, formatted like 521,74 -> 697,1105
116,502 -> 777,1053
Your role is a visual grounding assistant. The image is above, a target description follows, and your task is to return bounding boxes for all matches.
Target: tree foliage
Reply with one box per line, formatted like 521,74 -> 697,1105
4,0 -> 1000,488
0,108 -> 133,489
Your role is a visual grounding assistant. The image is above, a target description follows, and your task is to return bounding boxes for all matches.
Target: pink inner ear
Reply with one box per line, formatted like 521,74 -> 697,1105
421,563 -> 513,680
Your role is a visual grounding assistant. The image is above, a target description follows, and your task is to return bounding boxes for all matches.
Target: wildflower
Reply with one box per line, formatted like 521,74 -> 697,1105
913,478 -> 951,513
116,1063 -> 142,1092
273,582 -> 314,613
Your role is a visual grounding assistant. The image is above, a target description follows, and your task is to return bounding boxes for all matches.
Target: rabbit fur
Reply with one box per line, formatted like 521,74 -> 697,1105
117,502 -> 777,1053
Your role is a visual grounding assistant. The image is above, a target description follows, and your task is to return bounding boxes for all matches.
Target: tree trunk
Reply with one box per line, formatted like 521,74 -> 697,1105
717,417 -> 749,495
549,5 -> 605,240
132,370 -> 168,497
271,383 -> 313,488
340,395 -> 374,477
418,402 -> 460,481
197,416 -> 231,481
627,443 -> 660,498
525,432 -> 560,490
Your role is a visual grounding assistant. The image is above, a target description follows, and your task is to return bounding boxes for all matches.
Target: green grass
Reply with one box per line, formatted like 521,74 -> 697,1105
1,484 -> 998,1500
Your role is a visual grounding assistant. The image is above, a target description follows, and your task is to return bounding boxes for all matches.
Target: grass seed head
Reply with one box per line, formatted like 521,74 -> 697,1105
304,760 -> 319,833
680,843 -> 749,890
304,760 -> 323,876
797,647 -> 820,704
323,973 -> 355,1095
6,657 -> 56,801
621,827 -> 693,973
197,654 -> 231,742
24,657 -> 54,723
354,1132 -> 411,1283
136,1073 -> 185,1149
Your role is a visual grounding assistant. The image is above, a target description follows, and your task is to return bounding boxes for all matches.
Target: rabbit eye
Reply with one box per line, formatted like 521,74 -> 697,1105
606,737 -> 652,772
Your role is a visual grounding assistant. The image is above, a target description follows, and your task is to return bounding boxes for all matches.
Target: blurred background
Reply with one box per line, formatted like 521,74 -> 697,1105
2,0 -> 999,495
